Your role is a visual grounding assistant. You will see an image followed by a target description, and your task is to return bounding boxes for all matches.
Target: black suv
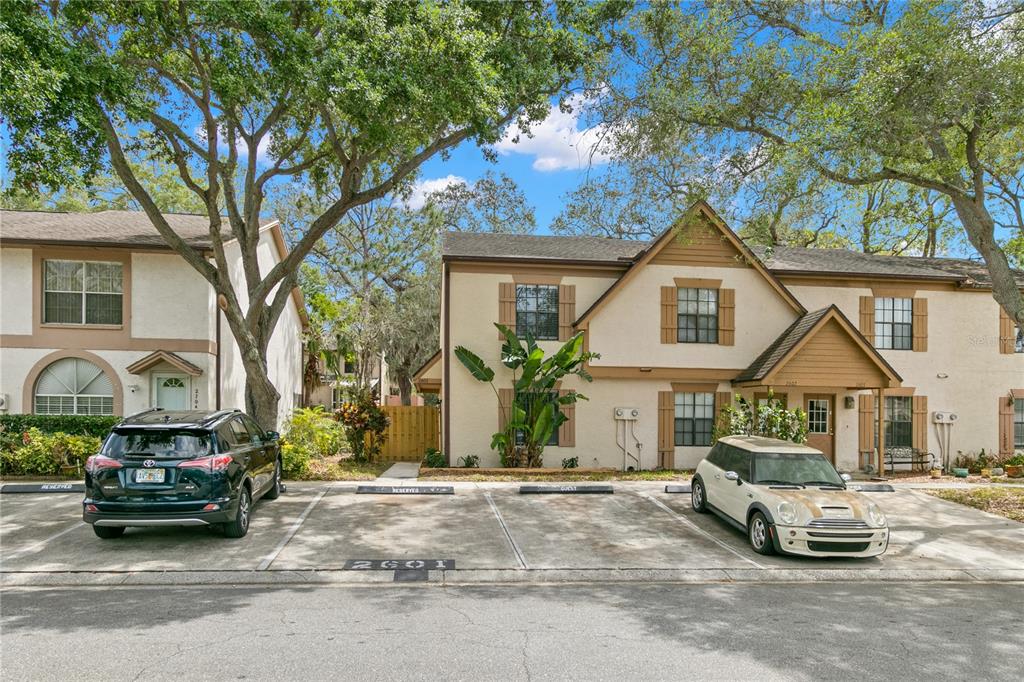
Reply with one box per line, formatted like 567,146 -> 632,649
83,409 -> 282,539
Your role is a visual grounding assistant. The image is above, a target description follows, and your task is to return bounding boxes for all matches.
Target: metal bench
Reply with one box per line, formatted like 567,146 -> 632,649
884,446 -> 935,471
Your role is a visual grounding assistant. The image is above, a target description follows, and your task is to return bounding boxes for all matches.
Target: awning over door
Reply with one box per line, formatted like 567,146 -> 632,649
733,305 -> 901,390
126,350 -> 204,377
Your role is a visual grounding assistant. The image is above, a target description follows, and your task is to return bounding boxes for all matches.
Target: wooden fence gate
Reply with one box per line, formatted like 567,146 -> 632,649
378,405 -> 440,462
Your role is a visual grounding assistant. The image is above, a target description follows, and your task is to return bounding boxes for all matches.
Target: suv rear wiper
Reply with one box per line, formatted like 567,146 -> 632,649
802,480 -> 846,489
756,479 -> 805,488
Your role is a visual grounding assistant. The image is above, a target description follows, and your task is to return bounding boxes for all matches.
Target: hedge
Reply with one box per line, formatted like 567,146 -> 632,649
0,414 -> 121,438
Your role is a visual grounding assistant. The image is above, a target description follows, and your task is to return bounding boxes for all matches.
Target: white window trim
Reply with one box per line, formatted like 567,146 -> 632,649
42,258 -> 123,326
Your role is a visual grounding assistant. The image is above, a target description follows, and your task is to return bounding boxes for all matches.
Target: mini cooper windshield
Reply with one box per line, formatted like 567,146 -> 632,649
751,452 -> 845,488
102,429 -> 214,460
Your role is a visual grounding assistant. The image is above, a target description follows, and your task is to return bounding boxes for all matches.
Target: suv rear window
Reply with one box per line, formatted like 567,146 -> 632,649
102,429 -> 214,459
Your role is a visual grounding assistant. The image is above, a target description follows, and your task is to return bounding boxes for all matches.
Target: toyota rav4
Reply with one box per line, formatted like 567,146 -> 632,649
692,435 -> 888,558
83,408 -> 282,539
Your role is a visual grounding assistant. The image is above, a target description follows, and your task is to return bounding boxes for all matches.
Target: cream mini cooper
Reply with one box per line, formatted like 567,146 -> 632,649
692,435 -> 889,558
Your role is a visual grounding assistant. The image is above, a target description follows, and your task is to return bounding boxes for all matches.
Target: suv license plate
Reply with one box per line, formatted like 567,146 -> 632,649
135,469 -> 165,483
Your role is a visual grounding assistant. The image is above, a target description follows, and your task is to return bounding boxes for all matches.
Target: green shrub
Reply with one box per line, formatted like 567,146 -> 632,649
0,428 -> 102,476
1006,453 -> 1024,467
0,414 -> 120,438
280,442 -> 311,479
423,448 -> 447,468
334,388 -> 390,463
561,456 -> 579,469
457,454 -> 479,468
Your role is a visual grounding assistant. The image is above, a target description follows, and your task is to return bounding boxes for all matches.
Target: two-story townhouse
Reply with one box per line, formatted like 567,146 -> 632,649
0,210 -> 307,426
434,201 -> 1024,473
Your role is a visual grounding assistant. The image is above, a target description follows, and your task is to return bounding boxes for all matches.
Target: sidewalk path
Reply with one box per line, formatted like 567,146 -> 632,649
375,462 -> 421,481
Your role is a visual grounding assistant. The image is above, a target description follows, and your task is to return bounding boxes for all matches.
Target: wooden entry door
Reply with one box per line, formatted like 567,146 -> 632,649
805,394 -> 835,463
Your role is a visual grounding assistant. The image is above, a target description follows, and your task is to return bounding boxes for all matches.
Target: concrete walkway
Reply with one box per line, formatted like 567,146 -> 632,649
375,462 -> 421,480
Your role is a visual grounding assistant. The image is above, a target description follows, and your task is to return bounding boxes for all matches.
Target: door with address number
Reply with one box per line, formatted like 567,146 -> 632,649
805,394 -> 835,464
154,374 -> 188,410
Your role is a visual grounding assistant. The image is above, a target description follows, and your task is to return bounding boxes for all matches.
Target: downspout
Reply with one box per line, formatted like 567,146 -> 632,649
215,306 -> 222,410
443,261 -> 451,466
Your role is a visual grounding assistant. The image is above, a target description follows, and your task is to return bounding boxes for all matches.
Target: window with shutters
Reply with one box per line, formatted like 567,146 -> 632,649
874,297 -> 912,350
674,392 -> 715,446
515,285 -> 559,340
677,288 -> 718,343
875,396 -> 912,448
1015,399 -> 1024,449
43,260 -> 123,325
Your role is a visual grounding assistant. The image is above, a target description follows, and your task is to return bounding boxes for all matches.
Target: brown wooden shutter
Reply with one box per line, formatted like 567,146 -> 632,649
859,296 -> 875,344
498,388 -> 514,432
718,288 -> 735,346
558,285 -> 576,342
660,286 -> 677,344
498,282 -> 516,339
912,395 -> 928,452
858,394 -> 874,465
999,396 -> 1015,456
658,391 -> 675,468
558,389 -> 575,447
912,298 -> 928,352
715,391 -> 732,435
1000,307 -> 1016,354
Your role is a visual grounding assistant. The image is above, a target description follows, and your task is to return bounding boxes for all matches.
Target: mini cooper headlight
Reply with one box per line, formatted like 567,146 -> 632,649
867,502 -> 887,528
777,502 -> 798,525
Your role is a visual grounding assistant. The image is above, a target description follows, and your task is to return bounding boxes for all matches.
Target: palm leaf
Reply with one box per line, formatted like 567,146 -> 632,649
454,346 -> 494,383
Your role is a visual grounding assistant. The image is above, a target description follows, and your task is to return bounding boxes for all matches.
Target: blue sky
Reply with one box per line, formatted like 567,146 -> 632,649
409,95 -> 609,233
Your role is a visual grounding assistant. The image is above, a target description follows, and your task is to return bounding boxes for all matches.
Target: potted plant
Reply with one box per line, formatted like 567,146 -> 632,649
929,464 -> 942,479
1006,454 -> 1024,478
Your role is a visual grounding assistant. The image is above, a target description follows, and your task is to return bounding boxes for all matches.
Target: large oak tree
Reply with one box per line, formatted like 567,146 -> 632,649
1,0 -> 623,427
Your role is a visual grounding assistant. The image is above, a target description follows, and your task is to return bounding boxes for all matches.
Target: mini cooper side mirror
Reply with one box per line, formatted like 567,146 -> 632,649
724,471 -> 740,482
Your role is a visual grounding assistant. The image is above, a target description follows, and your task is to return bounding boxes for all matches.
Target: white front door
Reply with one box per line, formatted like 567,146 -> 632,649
154,374 -> 188,410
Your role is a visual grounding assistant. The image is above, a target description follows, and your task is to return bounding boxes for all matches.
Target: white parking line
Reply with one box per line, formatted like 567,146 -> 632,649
484,492 -> 529,569
256,485 -> 331,571
642,493 -> 765,570
2,521 -> 86,564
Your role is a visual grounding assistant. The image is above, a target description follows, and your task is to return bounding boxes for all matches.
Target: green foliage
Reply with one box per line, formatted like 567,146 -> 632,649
713,394 -> 809,445
457,454 -> 480,468
282,407 -> 347,459
1006,454 -> 1024,467
455,324 -> 598,467
279,442 -> 311,480
423,448 -> 447,468
0,414 -> 120,438
561,456 -> 579,469
0,428 -> 102,476
335,388 -> 390,463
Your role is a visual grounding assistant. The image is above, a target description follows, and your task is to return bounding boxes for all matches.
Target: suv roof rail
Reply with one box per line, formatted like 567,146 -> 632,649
121,407 -> 165,421
199,409 -> 241,426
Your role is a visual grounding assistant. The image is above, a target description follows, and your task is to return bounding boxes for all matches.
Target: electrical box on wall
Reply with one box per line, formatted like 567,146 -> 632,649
614,407 -> 639,421
932,411 -> 959,424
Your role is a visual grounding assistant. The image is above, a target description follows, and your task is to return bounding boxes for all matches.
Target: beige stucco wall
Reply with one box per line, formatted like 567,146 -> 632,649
787,283 -> 1024,465
587,264 -> 798,369
131,252 -> 215,340
0,248 -> 33,335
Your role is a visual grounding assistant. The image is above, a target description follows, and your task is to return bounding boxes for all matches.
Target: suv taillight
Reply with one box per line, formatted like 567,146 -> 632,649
178,454 -> 233,472
85,454 -> 122,473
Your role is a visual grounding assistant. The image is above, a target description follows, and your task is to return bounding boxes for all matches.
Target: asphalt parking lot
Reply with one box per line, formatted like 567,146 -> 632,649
2,482 -> 1023,584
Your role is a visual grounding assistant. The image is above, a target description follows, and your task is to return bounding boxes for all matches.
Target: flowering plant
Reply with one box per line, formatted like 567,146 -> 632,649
334,389 -> 389,462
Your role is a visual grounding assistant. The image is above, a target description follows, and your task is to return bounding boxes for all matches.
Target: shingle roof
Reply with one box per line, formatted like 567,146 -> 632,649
0,209 -> 238,249
442,231 -> 645,263
752,245 -> 1024,287
735,308 -> 831,383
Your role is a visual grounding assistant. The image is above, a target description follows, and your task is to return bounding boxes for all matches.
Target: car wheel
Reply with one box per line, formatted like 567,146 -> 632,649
223,486 -> 252,539
747,511 -> 776,556
92,525 -> 125,539
262,458 -> 282,500
691,478 -> 708,513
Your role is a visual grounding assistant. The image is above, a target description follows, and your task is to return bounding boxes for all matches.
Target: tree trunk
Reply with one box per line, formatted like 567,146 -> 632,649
241,351 -> 281,430
951,197 -> 1024,328
397,374 -> 413,406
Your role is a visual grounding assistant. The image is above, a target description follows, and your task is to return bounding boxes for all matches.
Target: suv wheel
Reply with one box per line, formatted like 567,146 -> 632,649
691,478 -> 708,513
748,511 -> 776,555
93,525 -> 125,539
263,458 -> 282,500
223,486 -> 251,539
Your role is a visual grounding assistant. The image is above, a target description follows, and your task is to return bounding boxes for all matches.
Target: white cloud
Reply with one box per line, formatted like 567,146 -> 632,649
492,95 -> 611,172
405,174 -> 468,209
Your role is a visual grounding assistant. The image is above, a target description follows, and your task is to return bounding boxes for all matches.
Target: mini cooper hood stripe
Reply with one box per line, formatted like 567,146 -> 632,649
770,490 -> 871,519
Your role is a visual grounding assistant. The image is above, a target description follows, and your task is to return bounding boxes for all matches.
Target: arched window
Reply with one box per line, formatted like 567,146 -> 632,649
34,357 -> 114,415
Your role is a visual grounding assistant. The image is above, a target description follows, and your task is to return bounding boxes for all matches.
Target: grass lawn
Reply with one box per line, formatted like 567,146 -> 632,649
419,467 -> 693,482
925,487 -> 1024,523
